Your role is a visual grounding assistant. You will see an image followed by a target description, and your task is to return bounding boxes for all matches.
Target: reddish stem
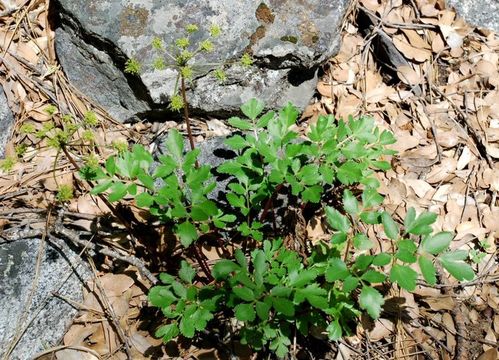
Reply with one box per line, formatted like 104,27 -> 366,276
192,243 -> 214,282
180,76 -> 196,154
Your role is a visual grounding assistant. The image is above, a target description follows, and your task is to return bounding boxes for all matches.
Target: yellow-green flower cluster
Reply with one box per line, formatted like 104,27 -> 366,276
152,37 -> 164,50
45,104 -> 58,116
15,144 -> 28,157
176,37 -> 190,49
36,121 -> 55,138
125,58 -> 141,75
47,128 -> 70,149
209,24 -> 221,37
62,114 -> 73,123
186,24 -> 199,33
199,39 -> 214,52
83,111 -> 99,127
112,139 -> 129,154
240,53 -> 253,67
153,57 -> 166,70
177,50 -> 194,66
0,157 -> 16,172
84,152 -> 100,169
82,129 -> 95,143
20,123 -> 36,134
214,68 -> 227,82
169,94 -> 184,111
180,66 -> 193,79
56,184 -> 73,202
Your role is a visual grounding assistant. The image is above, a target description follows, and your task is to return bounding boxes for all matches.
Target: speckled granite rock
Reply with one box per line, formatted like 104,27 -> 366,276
0,238 -> 91,360
52,0 -> 350,121
0,85 -> 14,158
447,0 -> 499,33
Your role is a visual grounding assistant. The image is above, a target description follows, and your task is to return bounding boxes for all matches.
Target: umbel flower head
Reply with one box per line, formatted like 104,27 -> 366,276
169,94 -> 184,111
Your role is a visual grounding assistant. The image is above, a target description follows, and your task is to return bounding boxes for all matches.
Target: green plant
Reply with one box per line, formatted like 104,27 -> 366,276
124,58 -> 141,75
15,144 -> 28,157
83,110 -> 100,127
125,23 -> 253,153
20,123 -> 36,134
24,106 -> 116,202
469,238 -> 490,264
111,139 -> 129,154
0,156 -> 16,172
89,99 -> 477,357
56,184 -> 74,202
87,131 -> 231,248
45,104 -> 58,116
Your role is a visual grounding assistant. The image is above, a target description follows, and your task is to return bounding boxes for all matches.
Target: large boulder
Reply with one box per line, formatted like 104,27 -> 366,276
0,85 -> 14,158
52,0 -> 350,122
446,0 -> 499,33
0,238 -> 91,360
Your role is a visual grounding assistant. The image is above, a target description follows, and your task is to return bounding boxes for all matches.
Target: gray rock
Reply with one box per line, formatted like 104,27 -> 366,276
0,238 -> 91,360
52,0 -> 349,121
55,25 -> 150,122
0,85 -> 14,158
447,0 -> 499,33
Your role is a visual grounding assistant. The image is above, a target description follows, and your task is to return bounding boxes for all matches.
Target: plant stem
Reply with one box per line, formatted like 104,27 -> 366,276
192,243 -> 214,282
180,76 -> 196,152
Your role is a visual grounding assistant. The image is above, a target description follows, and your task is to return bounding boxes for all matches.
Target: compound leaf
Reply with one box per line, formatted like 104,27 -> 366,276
235,303 -> 256,322
421,232 -> 453,255
325,207 -> 350,232
362,188 -> 384,208
381,211 -> 399,240
213,260 -> 240,280
179,317 -> 196,338
359,286 -> 384,319
178,260 -> 196,284
325,258 -> 350,282
91,179 -> 113,195
241,98 -> 265,120
361,270 -> 386,284
405,211 -> 437,235
343,275 -> 360,293
233,287 -> 255,302
418,255 -> 437,285
225,135 -> 248,150
176,221 -> 198,247
272,297 -> 295,317
166,129 -> 184,162
337,161 -> 363,185
148,286 -> 176,308
135,192 -> 154,207
390,264 -> 418,291
155,323 -> 179,343
108,182 -> 128,202
256,301 -> 271,321
326,319 -> 342,341
343,189 -> 359,215
372,253 -> 391,266
439,251 -> 474,281
228,116 -> 252,130
353,233 -> 373,250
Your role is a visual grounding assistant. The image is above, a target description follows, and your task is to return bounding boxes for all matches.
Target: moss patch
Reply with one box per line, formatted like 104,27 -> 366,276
280,35 -> 299,44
